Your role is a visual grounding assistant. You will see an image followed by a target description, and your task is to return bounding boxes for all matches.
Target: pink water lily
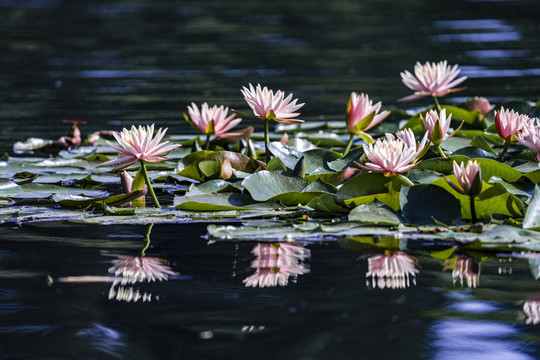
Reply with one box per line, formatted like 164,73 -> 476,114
445,160 -> 482,197
102,124 -> 179,171
516,118 -> 540,161
496,106 -> 529,142
421,108 -> 461,146
240,83 -> 304,123
359,129 -> 428,176
186,102 -> 243,138
346,92 -> 390,134
399,60 -> 467,102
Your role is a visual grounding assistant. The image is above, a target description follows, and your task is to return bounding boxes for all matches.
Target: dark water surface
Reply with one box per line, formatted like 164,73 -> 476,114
1,0 -> 540,359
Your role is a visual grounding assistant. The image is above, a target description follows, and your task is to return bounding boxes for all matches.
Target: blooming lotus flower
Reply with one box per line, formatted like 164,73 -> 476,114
496,106 -> 529,142
359,129 -> 429,176
186,102 -> 243,138
243,243 -> 310,288
346,92 -> 390,135
516,118 -> 540,161
102,124 -> 180,171
365,251 -> 420,290
421,108 -> 461,146
240,83 -> 304,124
399,60 -> 467,102
445,160 -> 482,197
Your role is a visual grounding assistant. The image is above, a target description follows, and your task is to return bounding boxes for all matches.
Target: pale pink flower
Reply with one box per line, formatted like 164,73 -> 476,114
444,256 -> 480,288
496,106 -> 529,141
399,60 -> 467,102
346,92 -> 390,135
101,124 -> 179,171
240,83 -> 304,123
462,96 -> 492,115
366,251 -> 419,289
359,130 -> 429,176
243,243 -> 310,288
186,102 -> 243,138
517,118 -> 540,161
444,160 -> 482,197
108,254 -> 178,284
421,108 -> 460,145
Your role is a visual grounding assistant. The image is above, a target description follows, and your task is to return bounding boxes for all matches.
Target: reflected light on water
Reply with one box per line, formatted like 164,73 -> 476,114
365,251 -> 419,290
523,294 -> 540,325
243,243 -> 310,288
431,319 -> 534,360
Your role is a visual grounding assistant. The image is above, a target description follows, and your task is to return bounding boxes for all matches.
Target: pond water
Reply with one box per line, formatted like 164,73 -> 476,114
1,0 -> 540,358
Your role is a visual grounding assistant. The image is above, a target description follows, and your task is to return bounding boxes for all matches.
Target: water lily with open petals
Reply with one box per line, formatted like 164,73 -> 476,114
346,92 -> 389,135
186,102 -> 243,138
399,60 -> 467,102
102,124 -> 179,171
359,129 -> 428,176
240,83 -> 304,123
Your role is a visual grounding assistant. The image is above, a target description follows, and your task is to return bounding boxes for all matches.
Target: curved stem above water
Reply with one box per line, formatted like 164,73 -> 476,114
140,160 -> 160,208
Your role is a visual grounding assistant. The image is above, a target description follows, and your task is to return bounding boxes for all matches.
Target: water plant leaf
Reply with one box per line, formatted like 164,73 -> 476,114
268,141 -> 301,169
53,189 -> 147,209
337,173 -> 402,202
433,177 -> 523,219
523,185 -> 540,230
348,200 -> 403,226
266,157 -> 287,172
400,184 -> 461,225
187,179 -> 244,195
241,171 -> 308,201
307,194 -> 350,213
174,193 -> 259,211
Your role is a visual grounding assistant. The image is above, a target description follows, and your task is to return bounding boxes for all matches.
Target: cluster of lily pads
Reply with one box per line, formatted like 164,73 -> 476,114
4,60 -> 540,249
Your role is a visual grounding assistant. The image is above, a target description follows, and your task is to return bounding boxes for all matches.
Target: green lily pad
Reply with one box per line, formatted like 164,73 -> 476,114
241,171 -> 308,201
400,184 -> 461,225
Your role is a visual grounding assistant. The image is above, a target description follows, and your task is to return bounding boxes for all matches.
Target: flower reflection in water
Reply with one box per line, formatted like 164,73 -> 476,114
444,255 -> 481,288
243,243 -> 310,288
104,252 -> 178,302
365,251 -> 420,290
523,294 -> 540,325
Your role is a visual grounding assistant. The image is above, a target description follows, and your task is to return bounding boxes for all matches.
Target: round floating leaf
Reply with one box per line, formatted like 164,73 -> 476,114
348,201 -> 404,226
268,142 -> 301,169
13,137 -> 54,153
266,157 -> 287,172
241,171 -> 308,201
302,179 -> 337,194
327,147 -> 364,171
187,179 -> 244,195
337,173 -> 402,202
307,194 -> 350,213
174,193 -> 257,211
301,149 -> 343,174
400,184 -> 461,225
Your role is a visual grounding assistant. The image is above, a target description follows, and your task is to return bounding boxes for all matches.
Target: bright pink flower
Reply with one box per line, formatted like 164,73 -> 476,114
101,124 -> 179,171
243,243 -> 310,288
399,60 -> 467,102
346,92 -> 390,135
366,251 -> 419,289
496,106 -> 529,142
445,160 -> 483,197
186,102 -> 243,138
359,129 -> 428,176
108,254 -> 178,284
517,118 -> 540,160
241,83 -> 304,123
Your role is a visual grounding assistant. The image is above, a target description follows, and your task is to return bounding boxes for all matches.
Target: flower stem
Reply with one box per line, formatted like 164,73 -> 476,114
264,118 -> 271,163
469,195 -> 477,223
396,174 -> 414,187
344,133 -> 355,155
500,141 -> 510,161
140,223 -> 153,257
139,160 -> 160,208
436,144 -> 447,158
433,96 -> 442,112
205,134 -> 211,150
